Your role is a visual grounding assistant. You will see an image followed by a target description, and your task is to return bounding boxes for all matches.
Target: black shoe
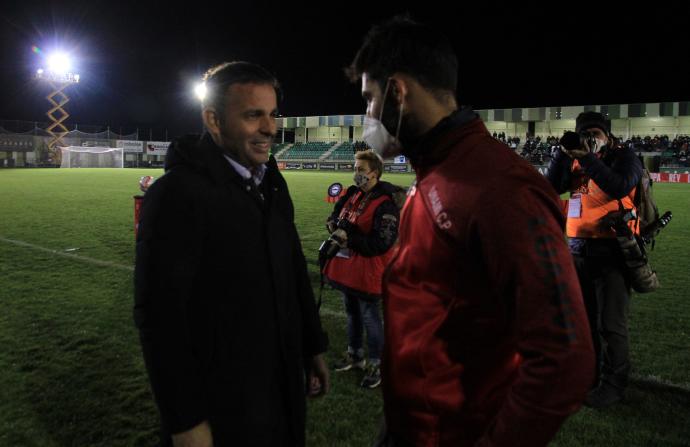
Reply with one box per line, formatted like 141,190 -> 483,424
584,384 -> 624,409
333,351 -> 366,372
360,363 -> 381,389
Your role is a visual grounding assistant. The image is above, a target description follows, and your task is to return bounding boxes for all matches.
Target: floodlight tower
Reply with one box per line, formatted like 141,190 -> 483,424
35,52 -> 80,163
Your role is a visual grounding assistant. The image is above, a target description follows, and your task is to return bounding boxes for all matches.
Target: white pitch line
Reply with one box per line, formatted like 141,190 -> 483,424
0,236 -> 134,272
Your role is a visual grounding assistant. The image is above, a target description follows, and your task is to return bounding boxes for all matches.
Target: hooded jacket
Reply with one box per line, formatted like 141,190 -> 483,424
133,133 -> 327,446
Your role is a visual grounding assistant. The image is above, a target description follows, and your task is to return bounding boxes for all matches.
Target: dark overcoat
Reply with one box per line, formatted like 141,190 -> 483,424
134,133 -> 327,446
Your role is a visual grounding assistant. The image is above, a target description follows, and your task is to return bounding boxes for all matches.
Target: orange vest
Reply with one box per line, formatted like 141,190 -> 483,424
566,160 -> 639,238
324,191 -> 395,296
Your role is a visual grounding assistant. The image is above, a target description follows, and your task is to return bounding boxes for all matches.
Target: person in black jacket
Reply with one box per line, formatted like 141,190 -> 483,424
546,111 -> 643,409
134,61 -> 329,447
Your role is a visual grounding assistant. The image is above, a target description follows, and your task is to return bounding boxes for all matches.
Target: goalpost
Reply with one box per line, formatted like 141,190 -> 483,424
59,146 -> 124,168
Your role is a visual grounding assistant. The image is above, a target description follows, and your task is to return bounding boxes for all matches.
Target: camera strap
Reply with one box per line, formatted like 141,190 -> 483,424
617,198 -> 640,235
318,190 -> 373,310
339,190 -> 373,225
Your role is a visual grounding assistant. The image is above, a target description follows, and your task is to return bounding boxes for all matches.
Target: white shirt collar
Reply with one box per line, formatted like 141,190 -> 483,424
223,155 -> 267,186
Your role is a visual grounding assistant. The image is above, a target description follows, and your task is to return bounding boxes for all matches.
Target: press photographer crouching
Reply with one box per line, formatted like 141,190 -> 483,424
321,151 -> 400,389
546,111 -> 643,408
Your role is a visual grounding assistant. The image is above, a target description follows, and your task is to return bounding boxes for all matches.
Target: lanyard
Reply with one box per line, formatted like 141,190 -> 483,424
339,190 -> 372,224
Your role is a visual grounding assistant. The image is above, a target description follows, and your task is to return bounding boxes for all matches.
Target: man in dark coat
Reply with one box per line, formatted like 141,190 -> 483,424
134,61 -> 329,447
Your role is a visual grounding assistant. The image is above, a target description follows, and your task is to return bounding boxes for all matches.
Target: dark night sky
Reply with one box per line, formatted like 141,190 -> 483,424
1,1 -> 689,138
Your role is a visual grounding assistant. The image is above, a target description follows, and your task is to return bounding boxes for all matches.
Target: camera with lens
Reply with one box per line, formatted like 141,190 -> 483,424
560,130 -> 598,152
600,208 -> 673,293
641,211 -> 673,245
318,219 -> 353,265
600,208 -> 637,237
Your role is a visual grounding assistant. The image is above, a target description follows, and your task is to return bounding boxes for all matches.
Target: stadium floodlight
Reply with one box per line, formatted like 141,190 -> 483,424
194,82 -> 207,101
47,52 -> 71,74
34,49 -> 81,162
36,51 -> 80,84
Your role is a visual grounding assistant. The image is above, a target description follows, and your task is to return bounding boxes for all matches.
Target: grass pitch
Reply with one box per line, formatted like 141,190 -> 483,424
0,168 -> 689,446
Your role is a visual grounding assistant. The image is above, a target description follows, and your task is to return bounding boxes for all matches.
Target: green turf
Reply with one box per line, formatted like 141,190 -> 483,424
0,168 -> 689,446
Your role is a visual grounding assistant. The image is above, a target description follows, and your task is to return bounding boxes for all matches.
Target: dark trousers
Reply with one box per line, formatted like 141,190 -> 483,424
342,291 -> 384,362
573,253 -> 631,390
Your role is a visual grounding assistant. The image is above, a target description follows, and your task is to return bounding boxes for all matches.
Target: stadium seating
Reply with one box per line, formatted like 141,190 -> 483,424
277,142 -> 336,159
271,142 -> 291,155
325,142 -> 356,161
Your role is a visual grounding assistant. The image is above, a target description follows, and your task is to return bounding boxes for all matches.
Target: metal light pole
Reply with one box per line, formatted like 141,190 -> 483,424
35,53 -> 80,164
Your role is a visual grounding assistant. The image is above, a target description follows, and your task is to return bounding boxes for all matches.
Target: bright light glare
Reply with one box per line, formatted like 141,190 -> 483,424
194,82 -> 207,101
37,68 -> 44,74
47,53 -> 71,74
74,74 -> 80,82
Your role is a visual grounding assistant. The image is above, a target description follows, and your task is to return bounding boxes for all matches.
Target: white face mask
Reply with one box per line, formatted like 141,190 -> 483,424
362,79 -> 403,159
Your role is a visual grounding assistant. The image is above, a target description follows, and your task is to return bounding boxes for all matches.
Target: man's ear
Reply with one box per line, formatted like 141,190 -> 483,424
202,108 -> 221,136
389,75 -> 408,105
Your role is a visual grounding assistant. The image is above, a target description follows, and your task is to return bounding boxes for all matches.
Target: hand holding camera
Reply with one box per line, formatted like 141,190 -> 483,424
331,229 -> 348,248
560,130 -> 598,159
326,218 -> 337,234
319,219 -> 353,263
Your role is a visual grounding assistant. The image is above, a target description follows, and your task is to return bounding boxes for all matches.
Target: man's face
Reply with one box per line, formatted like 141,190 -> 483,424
362,72 -> 422,152
217,83 -> 278,168
586,127 -> 609,152
361,72 -> 405,140
361,73 -> 384,120
586,127 -> 609,145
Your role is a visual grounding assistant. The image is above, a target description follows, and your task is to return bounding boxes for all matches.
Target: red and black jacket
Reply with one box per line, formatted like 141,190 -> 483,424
382,112 -> 594,446
323,181 -> 399,298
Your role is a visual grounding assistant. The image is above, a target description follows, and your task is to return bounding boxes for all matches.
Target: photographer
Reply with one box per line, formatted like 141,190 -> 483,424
322,150 -> 399,389
546,111 -> 643,408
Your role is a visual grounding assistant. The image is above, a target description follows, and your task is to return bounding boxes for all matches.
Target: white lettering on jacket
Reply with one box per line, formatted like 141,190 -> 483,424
428,185 -> 452,230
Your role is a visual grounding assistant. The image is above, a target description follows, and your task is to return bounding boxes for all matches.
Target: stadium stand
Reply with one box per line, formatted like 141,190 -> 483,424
271,142 -> 291,156
277,141 -> 336,159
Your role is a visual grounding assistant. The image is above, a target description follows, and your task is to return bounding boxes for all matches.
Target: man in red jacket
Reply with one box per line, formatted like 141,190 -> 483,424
347,16 -> 595,446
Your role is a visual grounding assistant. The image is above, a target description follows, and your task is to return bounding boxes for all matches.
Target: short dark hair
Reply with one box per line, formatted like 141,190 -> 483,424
346,16 -> 458,95
355,150 -> 384,179
202,61 -> 281,121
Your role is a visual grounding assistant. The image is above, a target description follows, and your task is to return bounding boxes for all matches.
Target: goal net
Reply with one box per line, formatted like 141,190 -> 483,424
60,146 -> 124,168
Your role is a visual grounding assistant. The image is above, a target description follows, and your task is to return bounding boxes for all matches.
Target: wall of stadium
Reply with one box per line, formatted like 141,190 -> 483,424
295,126 -> 348,143
4,102 -> 690,167
278,102 -> 690,143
